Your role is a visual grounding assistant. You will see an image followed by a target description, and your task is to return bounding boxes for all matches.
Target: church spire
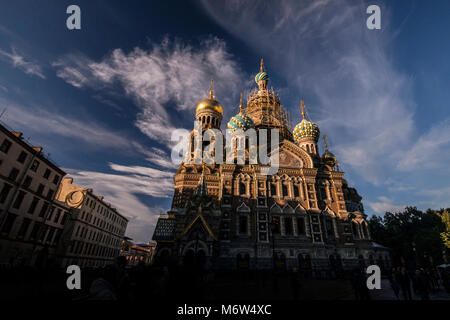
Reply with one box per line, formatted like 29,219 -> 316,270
300,100 -> 306,120
209,79 -> 214,99
323,134 -> 329,152
260,58 -> 264,72
239,93 -> 244,113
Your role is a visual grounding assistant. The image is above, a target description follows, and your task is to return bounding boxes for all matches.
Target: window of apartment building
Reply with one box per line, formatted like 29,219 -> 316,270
46,189 -> 54,200
43,168 -> 51,179
45,227 -> 55,243
29,222 -> 41,240
38,225 -> 48,242
17,218 -> 31,239
8,168 -> 19,181
45,205 -> 53,219
17,151 -> 27,164
0,183 -> 12,204
28,197 -> 40,215
23,176 -> 32,189
60,212 -> 67,225
0,139 -> 12,154
53,209 -> 61,223
53,229 -> 61,244
12,190 -> 26,209
52,175 -> 60,185
30,160 -> 39,172
1,213 -> 17,235
37,183 -> 44,195
284,217 -> 293,235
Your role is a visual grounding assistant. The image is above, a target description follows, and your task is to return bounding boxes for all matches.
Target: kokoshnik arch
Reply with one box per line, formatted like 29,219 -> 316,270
152,59 -> 391,273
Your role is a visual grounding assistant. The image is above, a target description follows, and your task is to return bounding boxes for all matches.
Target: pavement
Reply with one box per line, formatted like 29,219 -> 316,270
370,279 -> 450,300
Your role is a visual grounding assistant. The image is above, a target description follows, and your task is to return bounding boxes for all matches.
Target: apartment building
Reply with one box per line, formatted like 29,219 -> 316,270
0,123 -> 67,266
56,177 -> 128,268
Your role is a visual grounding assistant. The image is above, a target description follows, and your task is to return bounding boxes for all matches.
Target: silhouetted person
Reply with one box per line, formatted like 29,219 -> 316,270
88,264 -> 118,300
399,267 -> 412,300
389,268 -> 400,299
415,269 -> 430,300
351,268 -> 370,300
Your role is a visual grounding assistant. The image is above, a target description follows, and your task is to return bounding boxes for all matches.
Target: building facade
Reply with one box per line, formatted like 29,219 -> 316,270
55,177 -> 128,268
153,60 -> 391,273
0,123 -> 67,267
120,240 -> 156,266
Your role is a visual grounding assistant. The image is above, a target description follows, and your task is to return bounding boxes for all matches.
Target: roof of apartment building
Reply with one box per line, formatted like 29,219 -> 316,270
0,122 -> 66,175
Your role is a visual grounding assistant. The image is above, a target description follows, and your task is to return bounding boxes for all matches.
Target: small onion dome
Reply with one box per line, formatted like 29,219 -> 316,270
227,93 -> 255,131
321,135 -> 335,166
195,97 -> 223,115
195,79 -> 223,115
293,119 -> 320,142
227,113 -> 255,131
293,100 -> 320,143
255,71 -> 269,84
255,58 -> 269,84
322,150 -> 336,166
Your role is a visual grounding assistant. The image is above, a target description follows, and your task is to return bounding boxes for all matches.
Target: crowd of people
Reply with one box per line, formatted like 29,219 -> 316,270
388,266 -> 450,300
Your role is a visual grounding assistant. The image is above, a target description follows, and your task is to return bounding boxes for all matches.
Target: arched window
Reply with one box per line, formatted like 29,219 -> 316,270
294,185 -> 300,197
207,116 -> 210,124
282,184 -> 288,197
270,184 -> 276,196
239,182 -> 246,195
306,145 -> 310,153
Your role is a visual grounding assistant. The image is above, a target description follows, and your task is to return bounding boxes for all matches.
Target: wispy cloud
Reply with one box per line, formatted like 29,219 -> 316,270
398,119 -> 450,171
0,97 -> 132,150
53,37 -> 244,143
0,47 -> 45,79
66,163 -> 174,242
199,0 -> 417,185
366,196 -> 406,214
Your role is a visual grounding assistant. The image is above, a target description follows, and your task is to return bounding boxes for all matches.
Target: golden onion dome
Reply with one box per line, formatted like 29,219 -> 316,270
195,79 -> 223,115
195,98 -> 223,115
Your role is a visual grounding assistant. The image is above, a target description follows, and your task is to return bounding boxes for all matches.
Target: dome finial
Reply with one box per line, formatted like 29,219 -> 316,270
209,79 -> 214,99
300,100 -> 306,120
260,58 -> 264,72
239,93 -> 244,113
323,134 -> 328,152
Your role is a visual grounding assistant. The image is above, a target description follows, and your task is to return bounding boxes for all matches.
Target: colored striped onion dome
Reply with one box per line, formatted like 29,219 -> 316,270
227,112 -> 255,131
293,119 -> 320,142
255,71 -> 269,84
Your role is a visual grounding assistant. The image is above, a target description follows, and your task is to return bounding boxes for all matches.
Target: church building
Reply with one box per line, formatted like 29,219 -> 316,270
152,59 -> 391,273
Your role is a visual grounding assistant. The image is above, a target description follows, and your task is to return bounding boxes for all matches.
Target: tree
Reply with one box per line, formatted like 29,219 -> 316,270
368,207 -> 448,267
433,210 -> 450,249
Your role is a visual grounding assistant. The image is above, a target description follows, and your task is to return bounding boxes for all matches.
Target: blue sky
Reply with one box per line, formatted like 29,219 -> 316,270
0,0 -> 449,242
